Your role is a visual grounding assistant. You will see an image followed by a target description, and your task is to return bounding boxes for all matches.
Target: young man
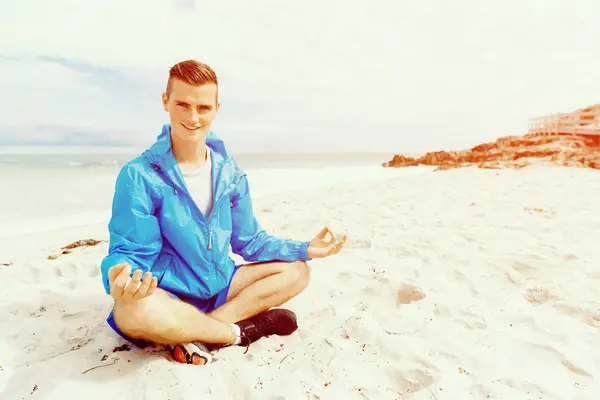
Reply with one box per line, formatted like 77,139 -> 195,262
100,60 -> 346,365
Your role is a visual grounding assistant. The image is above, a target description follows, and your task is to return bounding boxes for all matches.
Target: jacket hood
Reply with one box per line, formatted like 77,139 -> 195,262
141,124 -> 244,202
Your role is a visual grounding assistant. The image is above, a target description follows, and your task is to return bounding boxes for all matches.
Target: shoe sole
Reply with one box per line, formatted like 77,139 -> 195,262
170,343 -> 213,365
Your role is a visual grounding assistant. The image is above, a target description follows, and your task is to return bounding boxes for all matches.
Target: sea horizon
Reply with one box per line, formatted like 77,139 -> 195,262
0,144 -> 411,155
0,146 -> 414,172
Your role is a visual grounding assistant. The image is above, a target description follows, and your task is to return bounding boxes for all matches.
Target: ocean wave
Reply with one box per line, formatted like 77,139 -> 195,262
0,154 -> 134,171
66,160 -> 123,168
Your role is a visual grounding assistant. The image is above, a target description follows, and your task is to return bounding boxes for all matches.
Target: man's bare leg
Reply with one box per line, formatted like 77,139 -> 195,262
112,260 -> 310,345
112,288 -> 235,346
209,260 -> 310,324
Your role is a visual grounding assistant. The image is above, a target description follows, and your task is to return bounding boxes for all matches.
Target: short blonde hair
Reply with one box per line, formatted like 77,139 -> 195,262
165,60 -> 218,99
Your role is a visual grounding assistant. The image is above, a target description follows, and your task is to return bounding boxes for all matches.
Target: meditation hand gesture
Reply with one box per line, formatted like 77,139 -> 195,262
108,263 -> 158,301
307,226 -> 347,259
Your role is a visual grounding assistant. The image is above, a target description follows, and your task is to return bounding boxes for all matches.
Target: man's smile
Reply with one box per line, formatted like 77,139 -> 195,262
182,123 -> 202,132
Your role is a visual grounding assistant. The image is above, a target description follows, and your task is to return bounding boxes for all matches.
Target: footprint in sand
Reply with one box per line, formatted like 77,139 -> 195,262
523,284 -> 554,304
347,238 -> 372,250
457,230 -> 477,243
587,267 -> 600,279
506,262 -> 551,303
54,261 -> 101,278
389,365 -> 437,395
337,271 -> 356,285
453,270 -> 478,295
396,283 -> 426,306
511,260 -> 538,277
530,343 -> 592,377
554,303 -> 600,329
563,253 -> 578,261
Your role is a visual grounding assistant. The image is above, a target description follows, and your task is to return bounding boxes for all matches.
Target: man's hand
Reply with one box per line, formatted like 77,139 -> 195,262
307,226 -> 347,259
108,263 -> 158,301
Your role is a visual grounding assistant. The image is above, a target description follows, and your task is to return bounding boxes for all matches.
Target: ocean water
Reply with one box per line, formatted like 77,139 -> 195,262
0,150 -> 400,241
0,151 -> 392,172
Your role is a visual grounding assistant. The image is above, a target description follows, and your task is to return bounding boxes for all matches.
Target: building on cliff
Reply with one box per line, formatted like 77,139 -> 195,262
528,104 -> 600,137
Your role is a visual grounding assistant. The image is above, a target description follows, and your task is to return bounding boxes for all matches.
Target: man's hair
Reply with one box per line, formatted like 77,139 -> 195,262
165,60 -> 218,99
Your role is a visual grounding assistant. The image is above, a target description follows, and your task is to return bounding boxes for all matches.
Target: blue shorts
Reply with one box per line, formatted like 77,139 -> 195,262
106,264 -> 242,348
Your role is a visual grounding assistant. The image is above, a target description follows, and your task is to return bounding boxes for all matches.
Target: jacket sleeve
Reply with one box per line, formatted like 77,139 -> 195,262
229,175 -> 311,262
99,165 -> 163,294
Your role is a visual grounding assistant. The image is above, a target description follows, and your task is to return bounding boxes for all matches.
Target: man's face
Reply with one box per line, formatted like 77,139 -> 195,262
162,78 -> 220,143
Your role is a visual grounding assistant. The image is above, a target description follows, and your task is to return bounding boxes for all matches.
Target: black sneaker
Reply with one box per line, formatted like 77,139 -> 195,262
236,308 -> 298,351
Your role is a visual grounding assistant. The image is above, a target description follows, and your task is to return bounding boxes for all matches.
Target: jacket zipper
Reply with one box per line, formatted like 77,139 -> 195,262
153,164 -> 245,251
204,173 -> 245,251
206,173 -> 245,221
204,173 -> 245,252
152,164 -> 211,244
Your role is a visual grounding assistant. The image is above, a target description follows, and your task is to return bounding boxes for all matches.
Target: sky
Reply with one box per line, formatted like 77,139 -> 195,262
0,0 -> 598,154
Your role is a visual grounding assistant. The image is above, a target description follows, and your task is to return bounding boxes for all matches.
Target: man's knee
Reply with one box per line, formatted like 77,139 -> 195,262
112,289 -> 168,338
287,260 -> 310,291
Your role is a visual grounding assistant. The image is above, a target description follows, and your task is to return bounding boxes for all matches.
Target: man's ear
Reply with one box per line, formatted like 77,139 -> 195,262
161,92 -> 169,112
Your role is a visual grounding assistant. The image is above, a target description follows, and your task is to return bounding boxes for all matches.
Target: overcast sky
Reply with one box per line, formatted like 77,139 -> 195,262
0,0 -> 598,154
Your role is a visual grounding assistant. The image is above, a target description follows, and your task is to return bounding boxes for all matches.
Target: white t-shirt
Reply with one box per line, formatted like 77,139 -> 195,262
180,146 -> 213,219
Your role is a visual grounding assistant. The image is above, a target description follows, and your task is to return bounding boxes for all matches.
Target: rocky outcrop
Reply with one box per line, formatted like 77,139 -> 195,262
382,134 -> 600,171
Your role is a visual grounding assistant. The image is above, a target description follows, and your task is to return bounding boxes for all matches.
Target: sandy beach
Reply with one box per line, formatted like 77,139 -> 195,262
1,164 -> 599,399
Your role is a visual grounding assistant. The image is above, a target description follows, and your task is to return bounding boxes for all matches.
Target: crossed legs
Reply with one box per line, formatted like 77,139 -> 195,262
112,260 -> 310,346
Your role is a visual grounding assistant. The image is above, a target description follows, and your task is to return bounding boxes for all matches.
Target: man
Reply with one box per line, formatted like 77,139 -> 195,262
100,60 -> 346,365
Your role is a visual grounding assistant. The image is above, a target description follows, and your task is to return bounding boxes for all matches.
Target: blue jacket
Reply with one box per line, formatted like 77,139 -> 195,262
100,124 -> 311,301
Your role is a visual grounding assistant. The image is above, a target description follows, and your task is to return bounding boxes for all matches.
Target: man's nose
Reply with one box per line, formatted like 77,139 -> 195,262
188,109 -> 200,123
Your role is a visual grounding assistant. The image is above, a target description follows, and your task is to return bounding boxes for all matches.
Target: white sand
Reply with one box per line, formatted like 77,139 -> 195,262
1,165 -> 599,399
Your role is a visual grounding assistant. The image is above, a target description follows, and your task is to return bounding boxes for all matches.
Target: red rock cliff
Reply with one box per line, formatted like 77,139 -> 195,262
383,133 -> 600,171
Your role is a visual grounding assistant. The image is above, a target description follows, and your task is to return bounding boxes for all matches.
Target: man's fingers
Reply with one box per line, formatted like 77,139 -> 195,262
317,226 -> 331,239
110,264 -> 131,299
327,231 -> 336,244
135,276 -> 158,299
334,242 -> 344,254
123,269 -> 143,298
147,276 -> 158,296
318,227 -> 337,245
331,235 -> 347,255
110,265 -> 132,298
132,272 -> 153,300
325,243 -> 336,255
108,263 -> 128,285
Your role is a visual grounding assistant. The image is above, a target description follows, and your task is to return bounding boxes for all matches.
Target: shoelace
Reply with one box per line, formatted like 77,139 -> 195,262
237,329 -> 255,354
239,316 -> 276,354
